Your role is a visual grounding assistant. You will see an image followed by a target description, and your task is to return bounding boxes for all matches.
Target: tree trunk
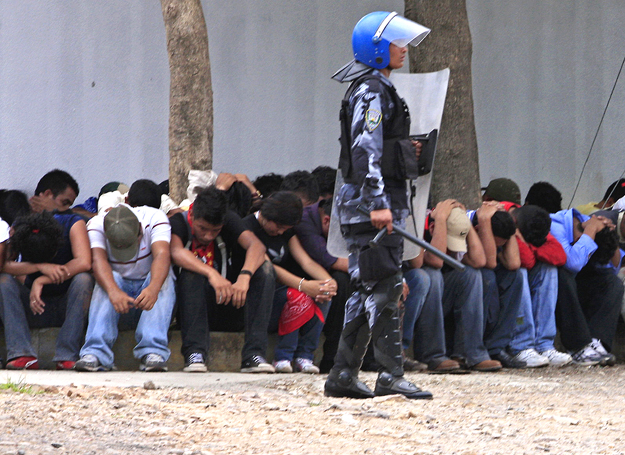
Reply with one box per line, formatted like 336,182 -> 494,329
405,0 -> 481,208
161,0 -> 213,203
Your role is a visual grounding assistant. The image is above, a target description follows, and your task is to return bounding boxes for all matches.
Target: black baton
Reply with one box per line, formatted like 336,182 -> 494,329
357,206 -> 465,271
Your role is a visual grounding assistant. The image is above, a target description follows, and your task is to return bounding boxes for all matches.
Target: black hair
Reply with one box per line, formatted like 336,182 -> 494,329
225,181 -> 252,218
193,186 -> 228,226
158,180 -> 170,196
512,205 -> 551,247
603,178 -> 625,203
0,190 -> 31,226
318,197 -> 333,217
127,179 -> 162,209
311,166 -> 337,198
525,181 -> 562,213
589,226 -> 619,265
253,173 -> 283,199
34,169 -> 79,197
11,212 -> 63,263
280,171 -> 319,205
259,191 -> 303,226
491,211 -> 516,240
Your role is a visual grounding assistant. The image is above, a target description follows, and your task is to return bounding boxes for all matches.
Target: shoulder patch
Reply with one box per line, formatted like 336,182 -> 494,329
365,109 -> 382,133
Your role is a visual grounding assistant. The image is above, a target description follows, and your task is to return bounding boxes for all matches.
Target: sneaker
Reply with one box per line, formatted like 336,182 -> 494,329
571,343 -> 603,366
293,358 -> 320,374
240,355 -> 275,373
56,361 -> 76,371
75,354 -> 110,372
183,352 -> 207,373
272,359 -> 293,373
511,349 -> 549,368
589,339 -> 616,366
492,350 -> 527,369
6,356 -> 38,370
539,349 -> 572,367
140,354 -> 168,372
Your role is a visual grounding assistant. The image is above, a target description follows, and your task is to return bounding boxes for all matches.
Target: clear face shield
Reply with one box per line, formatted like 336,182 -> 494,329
376,13 -> 430,48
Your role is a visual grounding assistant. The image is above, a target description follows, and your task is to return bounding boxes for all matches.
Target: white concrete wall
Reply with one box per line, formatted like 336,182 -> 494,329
204,0 -> 404,185
1,1 -> 623,208
0,1 -> 169,203
468,0 -> 625,207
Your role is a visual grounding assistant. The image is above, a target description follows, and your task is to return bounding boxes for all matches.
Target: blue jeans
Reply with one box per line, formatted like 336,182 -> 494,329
412,268 -> 450,366
481,267 -> 524,356
269,285 -> 330,362
80,271 -> 176,368
0,272 -> 94,361
401,268 -> 430,351
508,263 -> 558,354
442,266 -> 490,367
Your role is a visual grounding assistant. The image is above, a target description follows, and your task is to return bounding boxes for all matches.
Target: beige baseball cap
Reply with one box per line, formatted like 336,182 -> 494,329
446,207 -> 471,253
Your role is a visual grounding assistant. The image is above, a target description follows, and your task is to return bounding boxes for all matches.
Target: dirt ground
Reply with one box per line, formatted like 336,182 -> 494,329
0,365 -> 624,455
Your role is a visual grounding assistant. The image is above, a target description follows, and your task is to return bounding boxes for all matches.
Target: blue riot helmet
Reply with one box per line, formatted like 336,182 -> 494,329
352,11 -> 430,70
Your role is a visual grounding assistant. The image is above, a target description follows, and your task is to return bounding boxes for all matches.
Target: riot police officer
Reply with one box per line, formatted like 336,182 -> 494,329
324,11 -> 433,399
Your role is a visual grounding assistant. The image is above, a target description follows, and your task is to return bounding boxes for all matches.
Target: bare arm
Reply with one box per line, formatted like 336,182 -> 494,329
230,230 -> 267,308
330,257 -> 349,272
29,220 -> 92,314
273,263 -> 337,303
92,247 -> 135,314
134,240 -> 171,311
288,236 -> 332,281
424,200 -> 457,269
475,202 -> 499,269
169,234 -> 234,305
498,237 -> 521,270
462,226 -> 487,269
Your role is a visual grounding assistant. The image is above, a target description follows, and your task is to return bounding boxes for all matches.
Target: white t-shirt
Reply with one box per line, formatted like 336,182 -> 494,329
0,218 -> 9,244
87,204 -> 171,280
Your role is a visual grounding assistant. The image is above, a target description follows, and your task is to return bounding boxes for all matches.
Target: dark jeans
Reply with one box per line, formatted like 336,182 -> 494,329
481,267 -> 524,356
556,266 -> 624,352
0,272 -> 94,361
442,266 -> 491,367
412,267 -> 448,365
177,261 -> 275,362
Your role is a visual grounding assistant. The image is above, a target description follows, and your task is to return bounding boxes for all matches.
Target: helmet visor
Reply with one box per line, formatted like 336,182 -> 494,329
381,14 -> 430,48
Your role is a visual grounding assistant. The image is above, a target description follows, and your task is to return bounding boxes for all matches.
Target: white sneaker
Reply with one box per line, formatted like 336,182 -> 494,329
589,338 -> 616,366
511,349 -> 549,368
539,349 -> 572,367
571,343 -> 603,366
293,358 -> 320,374
272,359 -> 293,373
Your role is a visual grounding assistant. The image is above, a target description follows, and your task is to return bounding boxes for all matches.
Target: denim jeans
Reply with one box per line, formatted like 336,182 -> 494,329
442,266 -> 490,367
80,270 -> 176,368
481,267 -> 524,356
0,272 -> 94,361
269,285 -> 330,362
177,261 -> 275,363
401,268 -> 430,351
508,263 -> 558,354
412,268 -> 449,365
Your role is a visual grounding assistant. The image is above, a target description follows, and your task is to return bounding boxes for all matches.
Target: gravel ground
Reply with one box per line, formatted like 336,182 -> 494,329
0,365 -> 624,455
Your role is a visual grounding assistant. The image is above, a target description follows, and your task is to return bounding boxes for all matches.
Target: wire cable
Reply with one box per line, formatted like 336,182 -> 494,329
568,54 -> 625,209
